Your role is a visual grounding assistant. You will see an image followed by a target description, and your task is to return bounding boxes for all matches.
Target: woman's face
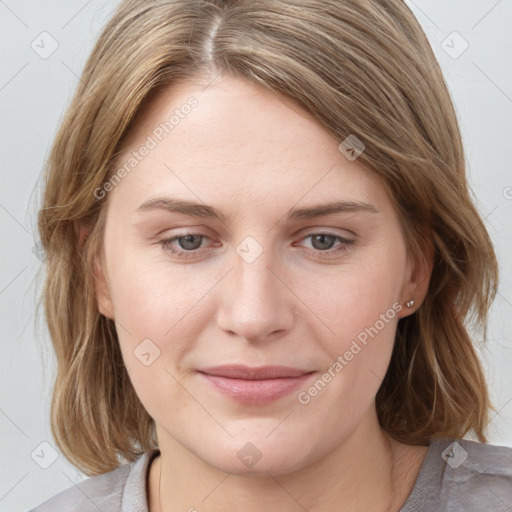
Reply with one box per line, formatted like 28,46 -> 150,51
95,73 -> 423,475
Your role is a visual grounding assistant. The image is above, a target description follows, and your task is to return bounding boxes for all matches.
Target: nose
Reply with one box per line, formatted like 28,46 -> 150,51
216,245 -> 296,343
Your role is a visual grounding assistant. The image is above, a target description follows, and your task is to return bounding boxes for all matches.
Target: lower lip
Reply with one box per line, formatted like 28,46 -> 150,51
198,372 -> 316,405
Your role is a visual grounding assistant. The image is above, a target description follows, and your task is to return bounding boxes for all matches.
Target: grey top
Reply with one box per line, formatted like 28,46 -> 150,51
28,438 -> 512,511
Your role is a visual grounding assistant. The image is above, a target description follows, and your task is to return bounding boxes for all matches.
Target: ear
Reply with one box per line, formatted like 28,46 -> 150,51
78,223 -> 115,321
93,254 -> 115,320
398,235 -> 434,318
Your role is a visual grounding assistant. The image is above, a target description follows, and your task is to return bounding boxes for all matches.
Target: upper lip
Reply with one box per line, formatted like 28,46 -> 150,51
198,365 -> 314,380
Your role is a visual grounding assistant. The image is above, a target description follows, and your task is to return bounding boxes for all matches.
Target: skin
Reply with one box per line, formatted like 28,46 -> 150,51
93,73 -> 432,511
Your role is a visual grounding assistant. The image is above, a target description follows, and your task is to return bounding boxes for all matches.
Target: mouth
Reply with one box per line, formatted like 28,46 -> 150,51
197,365 -> 317,405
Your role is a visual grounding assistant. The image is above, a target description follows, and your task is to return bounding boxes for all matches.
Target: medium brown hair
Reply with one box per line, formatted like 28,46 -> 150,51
36,0 -> 498,475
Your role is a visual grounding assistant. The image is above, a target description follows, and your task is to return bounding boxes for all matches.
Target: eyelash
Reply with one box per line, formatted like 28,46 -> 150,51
158,231 -> 355,259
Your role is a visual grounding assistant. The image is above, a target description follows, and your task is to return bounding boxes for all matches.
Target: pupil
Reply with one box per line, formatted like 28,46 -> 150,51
312,234 -> 335,250
179,235 -> 202,250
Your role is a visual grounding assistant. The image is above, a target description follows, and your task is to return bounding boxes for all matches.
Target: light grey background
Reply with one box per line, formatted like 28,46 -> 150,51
1,1 -> 511,510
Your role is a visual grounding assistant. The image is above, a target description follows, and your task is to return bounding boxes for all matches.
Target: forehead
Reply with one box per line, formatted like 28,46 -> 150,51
120,73 -> 337,160
109,74 -> 389,217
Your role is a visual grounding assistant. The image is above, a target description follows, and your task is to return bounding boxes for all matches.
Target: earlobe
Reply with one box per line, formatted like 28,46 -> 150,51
93,255 -> 115,320
78,221 -> 115,320
399,238 -> 434,317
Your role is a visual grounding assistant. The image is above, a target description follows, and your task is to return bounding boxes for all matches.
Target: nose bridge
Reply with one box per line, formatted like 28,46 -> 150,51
217,239 -> 294,341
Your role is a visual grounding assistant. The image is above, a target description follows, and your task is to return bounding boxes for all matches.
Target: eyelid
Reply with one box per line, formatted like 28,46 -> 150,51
158,228 -> 357,259
160,232 -> 213,248
295,231 -> 356,254
299,227 -> 355,239
158,228 -> 354,244
157,231 -> 220,260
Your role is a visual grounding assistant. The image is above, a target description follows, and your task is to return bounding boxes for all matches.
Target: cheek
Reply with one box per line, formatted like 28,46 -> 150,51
298,250 -> 404,340
293,246 -> 405,401
107,259 -> 210,426
108,250 -> 202,334
106,252 -> 221,377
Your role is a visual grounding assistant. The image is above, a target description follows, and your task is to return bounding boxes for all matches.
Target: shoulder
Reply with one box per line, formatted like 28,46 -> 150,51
27,450 -> 158,512
446,438 -> 512,507
404,437 -> 512,512
456,437 -> 512,471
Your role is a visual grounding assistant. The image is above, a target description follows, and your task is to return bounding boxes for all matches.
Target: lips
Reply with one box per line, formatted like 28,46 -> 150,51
198,365 -> 313,379
197,365 -> 316,405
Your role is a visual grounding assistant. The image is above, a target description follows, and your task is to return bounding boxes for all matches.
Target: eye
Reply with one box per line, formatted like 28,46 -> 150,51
159,233 -> 212,258
158,230 -> 355,260
297,232 -> 355,256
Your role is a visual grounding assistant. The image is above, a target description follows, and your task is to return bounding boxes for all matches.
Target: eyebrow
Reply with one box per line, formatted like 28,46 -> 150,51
135,197 -> 379,223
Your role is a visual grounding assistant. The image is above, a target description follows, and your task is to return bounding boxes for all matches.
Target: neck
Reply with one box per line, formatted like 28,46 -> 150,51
148,412 -> 427,512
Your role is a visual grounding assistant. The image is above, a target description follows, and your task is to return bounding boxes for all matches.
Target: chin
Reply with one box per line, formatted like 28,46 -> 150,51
197,436 -> 315,477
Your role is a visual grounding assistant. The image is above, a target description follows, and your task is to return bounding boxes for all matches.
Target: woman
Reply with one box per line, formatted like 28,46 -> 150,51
31,0 -> 512,510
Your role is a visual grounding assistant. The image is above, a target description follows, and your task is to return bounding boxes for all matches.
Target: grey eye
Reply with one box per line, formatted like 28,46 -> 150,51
309,234 -> 337,251
177,234 -> 203,250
